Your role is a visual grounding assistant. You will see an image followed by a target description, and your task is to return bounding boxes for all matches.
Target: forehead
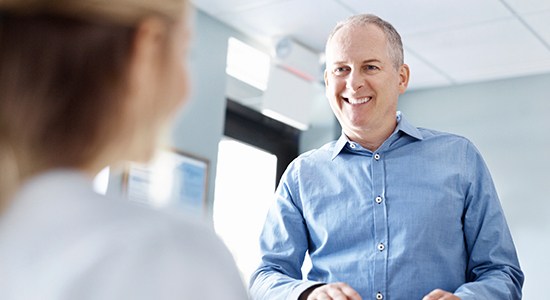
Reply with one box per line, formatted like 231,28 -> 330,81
325,24 -> 389,63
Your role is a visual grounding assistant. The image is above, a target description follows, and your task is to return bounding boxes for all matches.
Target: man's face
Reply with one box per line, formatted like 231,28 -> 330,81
324,24 -> 409,141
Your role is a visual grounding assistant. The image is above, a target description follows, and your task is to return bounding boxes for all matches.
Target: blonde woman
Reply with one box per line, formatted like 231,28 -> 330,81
0,1 -> 247,299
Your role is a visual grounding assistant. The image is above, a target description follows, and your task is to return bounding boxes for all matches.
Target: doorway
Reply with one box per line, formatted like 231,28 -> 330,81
213,99 -> 301,285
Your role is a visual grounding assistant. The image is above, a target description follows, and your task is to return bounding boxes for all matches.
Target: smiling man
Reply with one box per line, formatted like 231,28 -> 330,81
249,14 -> 523,300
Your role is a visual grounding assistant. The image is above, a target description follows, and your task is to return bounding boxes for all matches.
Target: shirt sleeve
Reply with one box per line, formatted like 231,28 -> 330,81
454,141 -> 524,299
249,162 -> 324,300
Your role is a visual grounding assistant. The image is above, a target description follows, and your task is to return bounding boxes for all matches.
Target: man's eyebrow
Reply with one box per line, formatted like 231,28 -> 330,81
363,59 -> 382,64
328,58 -> 383,65
329,60 -> 348,65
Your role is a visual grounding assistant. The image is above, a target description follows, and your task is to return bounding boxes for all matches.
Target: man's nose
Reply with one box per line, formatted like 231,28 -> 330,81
346,69 -> 364,91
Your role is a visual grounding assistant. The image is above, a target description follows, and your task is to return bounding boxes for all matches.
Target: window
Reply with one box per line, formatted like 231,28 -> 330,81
225,37 -> 270,91
213,138 -> 277,285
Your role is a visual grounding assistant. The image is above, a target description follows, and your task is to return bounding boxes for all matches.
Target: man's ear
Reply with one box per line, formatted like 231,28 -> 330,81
324,69 -> 329,87
398,63 -> 410,94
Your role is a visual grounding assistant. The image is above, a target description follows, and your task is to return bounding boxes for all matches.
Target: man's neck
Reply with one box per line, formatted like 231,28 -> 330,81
345,118 -> 397,152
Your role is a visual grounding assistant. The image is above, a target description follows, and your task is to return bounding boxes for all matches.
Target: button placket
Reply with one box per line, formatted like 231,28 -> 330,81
372,149 -> 387,300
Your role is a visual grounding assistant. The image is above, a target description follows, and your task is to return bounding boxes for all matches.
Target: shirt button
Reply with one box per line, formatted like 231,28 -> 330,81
374,153 -> 381,160
375,196 -> 383,204
377,243 -> 385,251
376,292 -> 384,300
350,143 -> 356,149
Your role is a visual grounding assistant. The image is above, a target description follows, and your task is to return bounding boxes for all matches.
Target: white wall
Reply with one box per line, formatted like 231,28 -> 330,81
169,10 -> 232,218
299,83 -> 340,153
172,9 -> 278,218
399,73 -> 550,299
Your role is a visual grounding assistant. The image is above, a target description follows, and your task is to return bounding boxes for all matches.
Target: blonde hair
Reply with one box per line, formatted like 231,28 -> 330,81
0,0 -> 189,205
0,0 -> 186,25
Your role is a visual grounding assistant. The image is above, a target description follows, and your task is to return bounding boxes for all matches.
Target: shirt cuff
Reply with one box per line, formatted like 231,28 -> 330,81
288,281 -> 325,300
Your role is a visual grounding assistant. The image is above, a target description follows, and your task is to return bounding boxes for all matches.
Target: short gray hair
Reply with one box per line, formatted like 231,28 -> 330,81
326,14 -> 404,69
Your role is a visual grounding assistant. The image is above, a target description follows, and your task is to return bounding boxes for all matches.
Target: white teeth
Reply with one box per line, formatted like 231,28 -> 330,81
347,97 -> 371,105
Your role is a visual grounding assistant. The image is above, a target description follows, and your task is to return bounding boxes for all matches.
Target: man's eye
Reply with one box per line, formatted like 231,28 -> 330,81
333,67 -> 349,74
366,65 -> 380,71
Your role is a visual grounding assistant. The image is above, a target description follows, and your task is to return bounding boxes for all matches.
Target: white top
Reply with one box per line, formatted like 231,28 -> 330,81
0,170 -> 248,300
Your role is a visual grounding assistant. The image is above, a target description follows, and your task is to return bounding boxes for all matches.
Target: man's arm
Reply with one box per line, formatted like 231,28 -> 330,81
249,165 -> 325,300
450,142 -> 524,299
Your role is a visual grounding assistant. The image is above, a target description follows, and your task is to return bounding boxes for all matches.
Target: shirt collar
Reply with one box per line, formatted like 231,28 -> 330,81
331,111 -> 424,160
332,134 -> 350,160
396,111 -> 424,141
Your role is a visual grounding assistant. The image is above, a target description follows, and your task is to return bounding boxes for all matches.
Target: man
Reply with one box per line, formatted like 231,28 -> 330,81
249,14 -> 524,300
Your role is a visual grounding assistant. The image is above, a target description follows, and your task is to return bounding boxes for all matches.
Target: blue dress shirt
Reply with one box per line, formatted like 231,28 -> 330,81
249,113 -> 523,300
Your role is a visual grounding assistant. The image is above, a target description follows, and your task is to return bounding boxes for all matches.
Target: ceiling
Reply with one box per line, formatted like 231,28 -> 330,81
190,0 -> 550,90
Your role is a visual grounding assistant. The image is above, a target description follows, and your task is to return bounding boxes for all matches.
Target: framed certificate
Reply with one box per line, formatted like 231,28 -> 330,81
124,149 -> 209,214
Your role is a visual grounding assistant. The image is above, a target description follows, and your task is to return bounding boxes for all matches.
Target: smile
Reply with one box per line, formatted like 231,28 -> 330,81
343,97 -> 372,105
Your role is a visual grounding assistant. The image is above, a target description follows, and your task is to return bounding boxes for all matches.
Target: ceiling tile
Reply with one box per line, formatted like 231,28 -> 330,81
405,17 -> 550,83
404,50 -> 453,90
212,0 -> 351,52
338,0 -> 512,35
502,0 -> 550,14
523,10 -> 550,46
191,0 -> 289,16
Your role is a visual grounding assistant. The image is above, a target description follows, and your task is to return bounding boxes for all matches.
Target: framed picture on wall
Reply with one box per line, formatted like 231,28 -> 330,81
123,149 -> 209,214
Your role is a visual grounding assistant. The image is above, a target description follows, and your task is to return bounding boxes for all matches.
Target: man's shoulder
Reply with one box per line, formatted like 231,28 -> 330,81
296,140 -> 339,161
411,127 -> 482,160
416,127 -> 472,144
281,140 -> 339,176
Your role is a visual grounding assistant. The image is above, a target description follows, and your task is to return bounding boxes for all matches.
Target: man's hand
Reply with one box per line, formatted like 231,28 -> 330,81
304,282 -> 362,300
422,289 -> 461,300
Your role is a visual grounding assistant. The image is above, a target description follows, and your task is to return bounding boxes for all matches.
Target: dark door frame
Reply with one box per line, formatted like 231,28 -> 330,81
223,99 -> 300,186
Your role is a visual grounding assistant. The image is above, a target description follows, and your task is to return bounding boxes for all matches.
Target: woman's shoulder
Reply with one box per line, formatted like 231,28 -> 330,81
0,169 -> 248,299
